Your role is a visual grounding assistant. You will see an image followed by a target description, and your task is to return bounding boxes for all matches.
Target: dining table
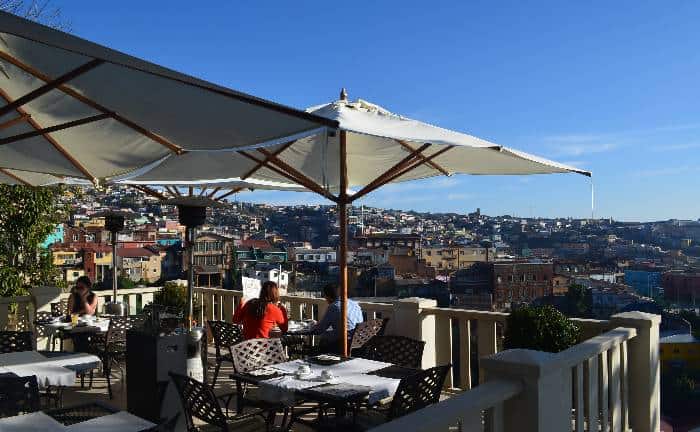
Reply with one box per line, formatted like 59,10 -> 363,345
0,350 -> 101,388
0,401 -> 155,432
230,354 -> 420,428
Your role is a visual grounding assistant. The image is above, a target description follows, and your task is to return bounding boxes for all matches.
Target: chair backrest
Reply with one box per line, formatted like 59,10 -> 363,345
231,338 -> 287,374
207,320 -> 243,358
360,335 -> 426,368
51,300 -> 69,317
388,364 -> 451,420
0,375 -> 40,417
107,315 -> 144,345
350,318 -> 389,351
169,372 -> 228,432
0,331 -> 33,353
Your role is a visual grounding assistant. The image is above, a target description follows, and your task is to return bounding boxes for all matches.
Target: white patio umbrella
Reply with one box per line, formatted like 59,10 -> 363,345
0,11 -> 336,185
115,89 -> 591,355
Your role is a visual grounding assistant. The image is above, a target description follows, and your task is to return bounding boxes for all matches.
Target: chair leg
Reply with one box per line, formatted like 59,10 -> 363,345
212,360 -> 221,387
89,370 -> 94,389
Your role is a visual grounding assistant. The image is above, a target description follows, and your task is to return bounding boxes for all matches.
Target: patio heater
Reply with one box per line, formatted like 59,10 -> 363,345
176,202 -> 208,381
104,213 -> 126,316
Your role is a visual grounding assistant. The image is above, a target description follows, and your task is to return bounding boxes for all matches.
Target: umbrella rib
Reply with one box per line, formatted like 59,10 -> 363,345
351,145 -> 454,202
129,184 -> 166,200
240,140 -> 297,180
206,186 -> 222,198
0,113 -> 31,130
0,51 -> 184,154
0,88 -> 97,182
0,58 -> 104,118
164,186 -> 181,197
351,143 -> 432,200
256,147 -> 336,201
213,187 -> 243,201
0,168 -> 31,185
0,113 -> 111,146
238,150 -> 337,202
396,139 -> 450,176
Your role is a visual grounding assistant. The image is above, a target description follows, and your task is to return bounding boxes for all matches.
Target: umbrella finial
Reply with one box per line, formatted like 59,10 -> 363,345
340,87 -> 348,101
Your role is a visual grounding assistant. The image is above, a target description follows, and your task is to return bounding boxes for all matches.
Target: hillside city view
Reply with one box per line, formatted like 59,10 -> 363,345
1,2 -> 699,432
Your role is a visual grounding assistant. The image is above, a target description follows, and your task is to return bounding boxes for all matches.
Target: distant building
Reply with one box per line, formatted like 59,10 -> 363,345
292,247 -> 336,264
421,246 -> 493,273
359,233 -> 421,251
660,333 -> 700,373
242,265 -> 290,290
118,247 -> 162,283
663,271 -> 700,306
625,269 -> 662,297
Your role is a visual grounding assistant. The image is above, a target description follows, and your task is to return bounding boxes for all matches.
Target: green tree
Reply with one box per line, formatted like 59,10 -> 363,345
0,185 -> 69,297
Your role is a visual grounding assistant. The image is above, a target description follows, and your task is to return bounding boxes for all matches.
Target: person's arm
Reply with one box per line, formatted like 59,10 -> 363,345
276,304 -> 289,333
84,294 -> 98,315
311,303 -> 338,335
66,294 -> 74,316
232,301 -> 248,324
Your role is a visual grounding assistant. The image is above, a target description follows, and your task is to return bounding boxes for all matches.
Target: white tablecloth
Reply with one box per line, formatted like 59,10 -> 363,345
40,319 -> 110,336
0,351 -> 101,388
0,351 -> 47,367
1,364 -> 77,388
261,357 -> 398,405
65,411 -> 155,432
269,358 -> 391,376
0,411 -> 155,432
0,411 -> 66,432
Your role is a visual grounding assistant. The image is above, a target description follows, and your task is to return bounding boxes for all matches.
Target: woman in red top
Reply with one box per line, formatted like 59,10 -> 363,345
233,281 -> 288,339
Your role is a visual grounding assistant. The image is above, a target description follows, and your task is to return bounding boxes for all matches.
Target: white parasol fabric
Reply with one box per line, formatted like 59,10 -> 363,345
0,11 -> 335,184
114,96 -> 589,197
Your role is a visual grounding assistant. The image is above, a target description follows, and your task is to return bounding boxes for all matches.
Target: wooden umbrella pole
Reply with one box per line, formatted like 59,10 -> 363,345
338,130 -> 349,356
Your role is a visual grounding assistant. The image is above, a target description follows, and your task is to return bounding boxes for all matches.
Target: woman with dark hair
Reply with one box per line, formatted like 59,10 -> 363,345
67,275 -> 98,316
233,281 -> 288,339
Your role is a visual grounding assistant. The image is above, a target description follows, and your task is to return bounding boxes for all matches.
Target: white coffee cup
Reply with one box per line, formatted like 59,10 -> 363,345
297,364 -> 311,375
321,370 -> 334,381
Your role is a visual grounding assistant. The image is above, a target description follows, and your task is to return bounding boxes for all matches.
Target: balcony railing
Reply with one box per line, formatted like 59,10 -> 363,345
0,286 -> 660,432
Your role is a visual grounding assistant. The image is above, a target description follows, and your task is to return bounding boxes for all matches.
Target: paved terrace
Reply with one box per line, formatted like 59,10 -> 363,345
1,286 -> 662,432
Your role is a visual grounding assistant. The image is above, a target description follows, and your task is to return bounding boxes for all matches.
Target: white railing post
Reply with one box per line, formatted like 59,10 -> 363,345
481,349 -> 572,432
610,312 -> 661,432
392,298 -> 437,369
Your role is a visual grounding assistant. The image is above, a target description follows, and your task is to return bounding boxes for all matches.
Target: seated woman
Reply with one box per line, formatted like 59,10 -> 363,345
233,281 -> 288,339
311,283 -> 364,354
67,275 -> 98,316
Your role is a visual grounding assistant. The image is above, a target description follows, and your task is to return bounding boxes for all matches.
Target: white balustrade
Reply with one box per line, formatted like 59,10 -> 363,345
369,378 -> 523,432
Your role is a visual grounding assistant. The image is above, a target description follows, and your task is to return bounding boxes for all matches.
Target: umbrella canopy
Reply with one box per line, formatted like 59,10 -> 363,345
0,11 -> 335,184
108,94 -> 589,200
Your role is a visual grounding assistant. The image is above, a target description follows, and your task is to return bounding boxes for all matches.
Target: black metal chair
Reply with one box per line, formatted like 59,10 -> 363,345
50,300 -> 68,317
349,318 -> 389,356
358,335 -> 425,368
230,338 -> 290,430
207,320 -> 243,386
0,375 -> 40,417
44,401 -> 118,425
169,372 -> 235,432
87,315 -> 144,398
0,330 -> 33,353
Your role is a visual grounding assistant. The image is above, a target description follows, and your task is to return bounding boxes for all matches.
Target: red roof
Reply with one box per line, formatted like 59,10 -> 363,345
117,247 -> 156,258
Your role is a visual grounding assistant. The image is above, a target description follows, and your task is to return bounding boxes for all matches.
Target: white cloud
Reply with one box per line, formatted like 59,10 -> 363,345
631,165 -> 699,178
653,142 -> 700,152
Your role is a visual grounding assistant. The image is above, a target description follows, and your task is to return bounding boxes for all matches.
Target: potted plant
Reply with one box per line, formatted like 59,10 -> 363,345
504,305 -> 581,353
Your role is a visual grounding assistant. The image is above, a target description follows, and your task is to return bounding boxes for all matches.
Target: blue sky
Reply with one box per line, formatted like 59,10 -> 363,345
52,1 -> 700,221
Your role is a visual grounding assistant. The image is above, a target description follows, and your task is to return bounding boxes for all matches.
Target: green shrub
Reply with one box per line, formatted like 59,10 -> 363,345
504,305 -> 581,353
152,281 -> 201,321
